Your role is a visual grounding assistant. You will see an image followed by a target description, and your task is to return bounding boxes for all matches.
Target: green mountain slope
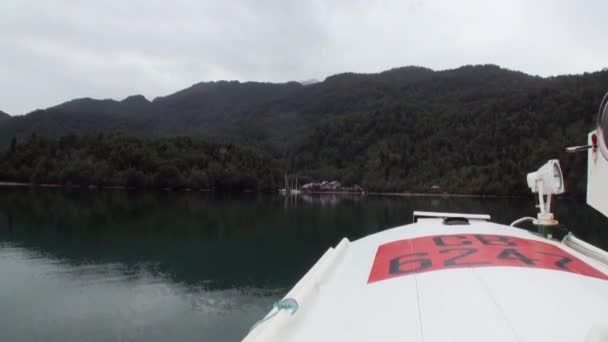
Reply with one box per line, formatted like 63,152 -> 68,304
292,69 -> 607,194
0,81 -> 303,146
1,64 -> 607,194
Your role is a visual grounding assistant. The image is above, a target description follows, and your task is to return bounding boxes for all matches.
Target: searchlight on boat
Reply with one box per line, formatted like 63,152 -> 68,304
526,159 -> 564,226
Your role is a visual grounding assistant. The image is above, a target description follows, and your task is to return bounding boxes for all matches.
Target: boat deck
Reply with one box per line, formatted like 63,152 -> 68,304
244,219 -> 608,341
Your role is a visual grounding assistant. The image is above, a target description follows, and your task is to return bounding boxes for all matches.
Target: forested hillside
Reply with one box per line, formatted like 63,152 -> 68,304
291,67 -> 608,195
0,111 -> 9,121
0,81 -> 304,147
1,65 -> 606,195
0,133 -> 282,191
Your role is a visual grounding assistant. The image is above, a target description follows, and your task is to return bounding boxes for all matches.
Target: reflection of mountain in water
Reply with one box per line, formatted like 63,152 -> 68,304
1,189 -> 608,290
0,190 -> 332,289
299,193 -> 365,206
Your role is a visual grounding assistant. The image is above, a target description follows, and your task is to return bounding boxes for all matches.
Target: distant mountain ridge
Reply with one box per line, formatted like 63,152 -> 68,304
21,80 -> 303,145
299,78 -> 319,86
1,64 -> 607,194
0,64 -> 538,147
0,110 -> 9,120
1,65 -> 605,151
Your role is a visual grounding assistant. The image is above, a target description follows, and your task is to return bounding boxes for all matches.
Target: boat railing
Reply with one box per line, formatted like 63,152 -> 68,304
562,232 -> 608,267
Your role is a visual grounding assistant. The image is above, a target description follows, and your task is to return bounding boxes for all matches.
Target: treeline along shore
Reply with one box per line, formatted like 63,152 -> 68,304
0,130 -> 587,197
0,133 -> 283,191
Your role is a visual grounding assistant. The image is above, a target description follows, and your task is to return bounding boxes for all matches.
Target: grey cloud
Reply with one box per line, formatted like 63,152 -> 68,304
1,0 -> 607,115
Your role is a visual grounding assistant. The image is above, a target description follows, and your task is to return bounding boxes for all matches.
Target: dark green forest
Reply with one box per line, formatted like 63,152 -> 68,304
1,65 -> 606,195
0,133 -> 282,191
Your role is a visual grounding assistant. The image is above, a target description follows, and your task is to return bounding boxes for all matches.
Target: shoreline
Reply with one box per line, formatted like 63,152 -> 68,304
366,192 -> 527,199
0,181 -> 544,199
0,182 -> 212,192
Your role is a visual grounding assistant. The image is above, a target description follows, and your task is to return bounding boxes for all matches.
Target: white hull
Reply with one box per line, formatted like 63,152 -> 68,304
244,213 -> 608,341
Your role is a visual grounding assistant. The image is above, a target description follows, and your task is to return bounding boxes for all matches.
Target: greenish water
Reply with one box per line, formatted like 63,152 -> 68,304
0,188 -> 607,341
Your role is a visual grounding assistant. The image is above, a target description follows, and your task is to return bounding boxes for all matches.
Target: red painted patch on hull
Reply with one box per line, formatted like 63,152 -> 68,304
368,234 -> 608,283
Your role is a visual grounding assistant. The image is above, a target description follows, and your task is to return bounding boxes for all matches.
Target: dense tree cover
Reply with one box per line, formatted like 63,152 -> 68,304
0,133 -> 282,191
1,65 -> 607,195
292,106 -> 590,195
0,110 -> 9,121
291,67 -> 608,195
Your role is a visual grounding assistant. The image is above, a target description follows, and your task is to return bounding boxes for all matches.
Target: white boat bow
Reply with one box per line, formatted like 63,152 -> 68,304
244,213 -> 608,342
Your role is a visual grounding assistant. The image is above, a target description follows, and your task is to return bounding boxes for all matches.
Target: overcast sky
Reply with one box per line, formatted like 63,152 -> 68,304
1,0 -> 607,115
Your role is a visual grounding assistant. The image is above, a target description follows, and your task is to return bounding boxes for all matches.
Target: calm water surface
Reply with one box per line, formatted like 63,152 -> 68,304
1,189 -> 607,341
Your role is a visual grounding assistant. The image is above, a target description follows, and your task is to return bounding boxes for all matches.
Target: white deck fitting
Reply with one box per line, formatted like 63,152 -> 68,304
243,219 -> 608,342
413,211 -> 491,222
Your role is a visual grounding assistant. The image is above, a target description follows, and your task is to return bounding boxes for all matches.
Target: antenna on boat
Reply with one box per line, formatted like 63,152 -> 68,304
526,159 -> 565,227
